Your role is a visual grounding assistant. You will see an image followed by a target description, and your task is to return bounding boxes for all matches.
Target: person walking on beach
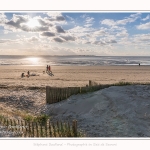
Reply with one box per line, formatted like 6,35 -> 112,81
46,65 -> 48,72
21,73 -> 24,78
27,71 -> 30,76
48,65 -> 51,72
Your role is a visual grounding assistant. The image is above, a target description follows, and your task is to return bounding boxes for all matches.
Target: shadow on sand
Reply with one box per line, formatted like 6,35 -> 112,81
46,71 -> 54,76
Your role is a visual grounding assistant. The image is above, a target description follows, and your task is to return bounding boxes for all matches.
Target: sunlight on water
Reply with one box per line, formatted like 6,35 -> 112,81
25,57 -> 40,65
1,55 -> 150,66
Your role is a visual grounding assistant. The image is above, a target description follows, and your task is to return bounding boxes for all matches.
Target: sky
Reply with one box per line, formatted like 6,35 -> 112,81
0,12 -> 150,56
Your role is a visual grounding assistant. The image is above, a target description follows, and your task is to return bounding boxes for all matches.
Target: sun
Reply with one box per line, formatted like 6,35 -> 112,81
26,19 -> 40,28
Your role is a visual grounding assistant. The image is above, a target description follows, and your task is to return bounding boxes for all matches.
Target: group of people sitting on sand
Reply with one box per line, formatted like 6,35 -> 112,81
21,71 -> 30,78
21,65 -> 54,78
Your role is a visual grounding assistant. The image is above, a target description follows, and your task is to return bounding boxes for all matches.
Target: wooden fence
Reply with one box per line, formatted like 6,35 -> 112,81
46,80 -> 110,104
0,116 -> 78,137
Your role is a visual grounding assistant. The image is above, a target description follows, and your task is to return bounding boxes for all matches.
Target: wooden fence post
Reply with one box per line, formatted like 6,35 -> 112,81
52,122 -> 56,137
6,119 -> 9,128
60,122 -> 64,137
24,120 -> 28,137
40,124 -> 43,137
49,121 -> 52,137
45,121 -> 47,137
35,122 -> 39,137
68,122 -> 71,137
89,80 -> 92,87
51,87 -> 53,104
13,119 -> 17,134
32,122 -> 35,137
46,86 -> 49,103
21,120 -> 24,137
72,120 -> 77,137
29,122 -> 32,137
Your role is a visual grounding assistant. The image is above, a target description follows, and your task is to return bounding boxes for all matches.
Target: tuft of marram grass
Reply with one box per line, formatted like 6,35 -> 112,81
113,81 -> 133,86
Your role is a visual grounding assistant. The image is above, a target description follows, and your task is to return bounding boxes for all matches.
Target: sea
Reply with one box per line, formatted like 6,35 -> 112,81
0,55 -> 150,66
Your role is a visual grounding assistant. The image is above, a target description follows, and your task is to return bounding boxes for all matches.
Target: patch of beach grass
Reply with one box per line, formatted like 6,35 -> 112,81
112,81 -> 150,86
23,114 -> 49,125
113,81 -> 133,86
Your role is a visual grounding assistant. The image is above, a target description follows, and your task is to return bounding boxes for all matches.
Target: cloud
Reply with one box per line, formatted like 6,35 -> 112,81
53,35 -> 76,43
56,26 -> 65,33
84,24 -> 93,27
46,12 -> 65,22
0,39 -> 20,44
68,26 -> 113,45
70,26 -> 116,47
25,36 -> 39,42
68,26 -> 95,38
85,41 -> 91,44
4,15 -> 51,32
141,15 -> 149,21
93,30 -> 107,36
0,39 -> 10,43
101,13 -> 140,26
66,15 -> 74,21
92,40 -> 106,45
84,17 -> 95,28
55,16 -> 65,21
106,39 -> 117,43
80,14 -> 88,18
60,35 -> 76,41
4,14 -> 63,33
133,34 -> 150,42
0,36 -> 39,45
101,19 -> 115,26
41,31 -> 55,37
85,17 -> 94,24
116,30 -> 128,37
0,13 -> 7,24
6,14 -> 29,29
91,38 -> 117,46
129,13 -> 141,18
37,17 -> 53,26
136,22 -> 150,30
53,37 -> 65,43
21,25 -> 49,32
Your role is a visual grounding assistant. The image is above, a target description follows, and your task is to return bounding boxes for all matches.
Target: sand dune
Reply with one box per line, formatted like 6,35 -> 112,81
45,85 -> 150,137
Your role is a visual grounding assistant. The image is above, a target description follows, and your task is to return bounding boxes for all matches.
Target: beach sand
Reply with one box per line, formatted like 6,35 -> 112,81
0,65 -> 150,87
1,65 -> 150,137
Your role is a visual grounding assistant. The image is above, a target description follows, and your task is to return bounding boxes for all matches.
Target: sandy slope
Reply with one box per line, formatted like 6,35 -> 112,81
43,85 -> 150,137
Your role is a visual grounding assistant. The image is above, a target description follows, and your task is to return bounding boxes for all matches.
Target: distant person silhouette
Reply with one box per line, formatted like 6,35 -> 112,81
27,71 -> 30,76
46,65 -> 48,72
48,65 -> 51,72
21,73 -> 24,78
139,63 -> 140,66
